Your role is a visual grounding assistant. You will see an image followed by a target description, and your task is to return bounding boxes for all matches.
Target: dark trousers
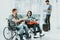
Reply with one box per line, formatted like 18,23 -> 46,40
27,24 -> 42,35
33,24 -> 42,35
45,15 -> 51,30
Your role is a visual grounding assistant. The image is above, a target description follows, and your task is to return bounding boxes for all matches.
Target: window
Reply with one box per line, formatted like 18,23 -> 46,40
15,0 -> 42,14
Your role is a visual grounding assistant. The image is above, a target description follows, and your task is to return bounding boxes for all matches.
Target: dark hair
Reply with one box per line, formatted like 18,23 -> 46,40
27,11 -> 32,16
45,0 -> 49,2
12,8 -> 17,12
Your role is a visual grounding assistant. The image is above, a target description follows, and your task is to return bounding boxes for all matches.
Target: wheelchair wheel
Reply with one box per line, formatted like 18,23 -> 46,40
13,35 -> 20,40
3,27 -> 12,40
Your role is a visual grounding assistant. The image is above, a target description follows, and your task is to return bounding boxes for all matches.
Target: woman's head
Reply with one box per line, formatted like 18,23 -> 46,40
27,11 -> 32,17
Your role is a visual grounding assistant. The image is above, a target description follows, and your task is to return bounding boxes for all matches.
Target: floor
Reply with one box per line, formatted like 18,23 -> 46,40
2,26 -> 60,40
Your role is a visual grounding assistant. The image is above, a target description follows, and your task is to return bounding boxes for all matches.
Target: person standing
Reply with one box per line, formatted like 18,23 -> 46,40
44,0 -> 52,30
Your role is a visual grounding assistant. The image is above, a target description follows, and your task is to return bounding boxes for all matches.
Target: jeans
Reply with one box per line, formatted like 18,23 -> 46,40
17,24 -> 24,40
27,24 -> 42,36
23,24 -> 29,39
17,22 -> 29,40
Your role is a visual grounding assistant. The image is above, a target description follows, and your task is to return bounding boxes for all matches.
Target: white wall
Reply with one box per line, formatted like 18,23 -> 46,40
0,0 -> 60,40
15,0 -> 42,14
0,0 -> 15,40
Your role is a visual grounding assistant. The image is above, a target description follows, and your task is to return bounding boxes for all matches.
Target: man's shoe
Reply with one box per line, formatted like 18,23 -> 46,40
40,34 -> 45,37
15,38 -> 18,40
20,37 -> 24,40
34,35 -> 39,38
29,35 -> 31,38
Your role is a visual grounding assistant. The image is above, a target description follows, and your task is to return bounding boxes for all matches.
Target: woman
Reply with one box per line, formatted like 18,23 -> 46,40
26,11 -> 44,38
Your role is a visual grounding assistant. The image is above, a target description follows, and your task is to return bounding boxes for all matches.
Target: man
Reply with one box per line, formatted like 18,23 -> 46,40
26,11 -> 44,38
9,8 -> 30,40
44,0 -> 52,30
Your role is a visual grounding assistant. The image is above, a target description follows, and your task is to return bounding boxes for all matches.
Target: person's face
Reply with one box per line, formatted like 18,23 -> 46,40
46,2 -> 49,5
13,10 -> 17,15
27,12 -> 31,16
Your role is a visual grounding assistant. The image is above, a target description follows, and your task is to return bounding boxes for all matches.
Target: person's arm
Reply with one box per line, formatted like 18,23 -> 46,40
48,8 -> 52,12
31,16 -> 37,21
12,18 -> 23,23
43,5 -> 52,12
14,14 -> 23,23
16,17 -> 28,23
12,16 -> 28,23
48,5 -> 52,12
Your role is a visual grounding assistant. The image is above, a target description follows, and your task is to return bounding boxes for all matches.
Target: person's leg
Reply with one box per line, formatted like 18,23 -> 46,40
37,24 -> 45,37
36,24 -> 42,34
23,24 -> 30,39
32,24 -> 38,38
45,15 -> 48,24
47,15 -> 51,30
32,25 -> 36,36
17,24 -> 24,40
19,34 -> 23,40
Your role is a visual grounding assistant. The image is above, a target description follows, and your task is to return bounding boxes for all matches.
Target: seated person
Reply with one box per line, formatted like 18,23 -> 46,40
9,8 -> 30,40
26,11 -> 44,38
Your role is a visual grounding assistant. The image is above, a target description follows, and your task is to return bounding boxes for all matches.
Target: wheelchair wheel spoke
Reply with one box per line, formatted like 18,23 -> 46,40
3,27 -> 11,39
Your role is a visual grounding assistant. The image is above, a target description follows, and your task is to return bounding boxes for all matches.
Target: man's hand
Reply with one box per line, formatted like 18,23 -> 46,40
21,17 -> 28,20
48,9 -> 52,12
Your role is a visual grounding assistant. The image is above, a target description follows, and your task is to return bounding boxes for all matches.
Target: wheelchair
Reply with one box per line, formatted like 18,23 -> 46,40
3,18 -> 40,40
3,19 -> 20,40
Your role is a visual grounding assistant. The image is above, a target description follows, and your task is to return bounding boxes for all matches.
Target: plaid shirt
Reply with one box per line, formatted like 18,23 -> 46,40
9,14 -> 23,25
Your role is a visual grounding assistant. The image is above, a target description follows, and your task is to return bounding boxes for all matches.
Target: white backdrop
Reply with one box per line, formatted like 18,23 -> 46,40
0,0 -> 60,40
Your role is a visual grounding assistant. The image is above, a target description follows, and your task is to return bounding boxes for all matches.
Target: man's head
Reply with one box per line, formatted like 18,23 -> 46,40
27,11 -> 32,17
45,0 -> 50,5
12,8 -> 17,15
